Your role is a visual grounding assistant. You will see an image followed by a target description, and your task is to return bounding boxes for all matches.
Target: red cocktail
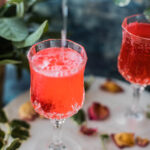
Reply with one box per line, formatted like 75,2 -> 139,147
118,18 -> 150,85
29,46 -> 85,119
118,14 -> 150,120
27,39 -> 87,150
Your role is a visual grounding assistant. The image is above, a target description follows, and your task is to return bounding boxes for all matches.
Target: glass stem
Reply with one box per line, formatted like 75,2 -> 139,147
131,84 -> 144,114
51,119 -> 65,145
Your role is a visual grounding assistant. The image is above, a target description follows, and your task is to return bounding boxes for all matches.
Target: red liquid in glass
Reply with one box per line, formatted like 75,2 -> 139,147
118,22 -> 150,85
30,47 -> 85,119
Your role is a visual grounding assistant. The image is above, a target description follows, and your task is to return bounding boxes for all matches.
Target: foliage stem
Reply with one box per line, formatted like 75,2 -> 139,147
0,5 -> 9,17
16,2 -> 24,17
1,123 -> 11,150
100,137 -> 107,150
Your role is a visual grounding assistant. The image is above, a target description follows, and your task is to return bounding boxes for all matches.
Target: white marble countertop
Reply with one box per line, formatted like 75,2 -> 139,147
4,77 -> 150,150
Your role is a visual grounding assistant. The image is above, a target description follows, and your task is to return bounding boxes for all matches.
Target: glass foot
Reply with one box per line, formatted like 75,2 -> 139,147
115,108 -> 145,126
34,136 -> 82,150
49,142 -> 67,150
125,108 -> 144,121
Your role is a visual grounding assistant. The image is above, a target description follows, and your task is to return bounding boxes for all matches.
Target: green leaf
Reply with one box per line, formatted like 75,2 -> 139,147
0,59 -> 21,65
0,109 -> 8,123
100,134 -> 109,140
84,81 -> 90,92
0,129 -> 5,139
14,20 -> 48,48
72,109 -> 86,125
24,0 -> 37,12
26,0 -> 37,7
0,17 -> 28,42
6,139 -> 21,150
146,112 -> 150,119
0,52 -> 13,59
114,0 -> 131,7
10,120 -> 30,129
84,76 -> 94,92
0,139 -> 4,149
144,8 -> 150,20
11,127 -> 30,140
16,2 -> 24,17
7,0 -> 23,4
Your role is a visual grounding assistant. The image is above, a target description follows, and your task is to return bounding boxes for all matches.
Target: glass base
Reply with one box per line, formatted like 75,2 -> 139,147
49,142 -> 67,150
125,108 -> 144,121
116,108 -> 145,126
34,136 -> 82,150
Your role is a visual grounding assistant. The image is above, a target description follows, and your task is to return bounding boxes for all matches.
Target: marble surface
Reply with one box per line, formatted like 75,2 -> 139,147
4,77 -> 150,150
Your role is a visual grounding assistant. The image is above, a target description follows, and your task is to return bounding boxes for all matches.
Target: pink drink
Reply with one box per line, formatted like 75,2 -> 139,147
29,47 -> 86,119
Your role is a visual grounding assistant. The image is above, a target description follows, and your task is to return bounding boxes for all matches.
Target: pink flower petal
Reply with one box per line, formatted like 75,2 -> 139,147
88,102 -> 110,121
80,125 -> 98,136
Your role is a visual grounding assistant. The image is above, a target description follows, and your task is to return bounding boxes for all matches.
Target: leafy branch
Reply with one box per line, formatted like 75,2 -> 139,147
0,0 -> 49,70
114,0 -> 150,22
72,109 -> 86,125
114,0 -> 131,7
0,109 -> 30,150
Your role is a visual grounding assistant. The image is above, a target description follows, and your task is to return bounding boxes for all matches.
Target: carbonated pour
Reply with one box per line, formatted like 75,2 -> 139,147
30,47 -> 85,119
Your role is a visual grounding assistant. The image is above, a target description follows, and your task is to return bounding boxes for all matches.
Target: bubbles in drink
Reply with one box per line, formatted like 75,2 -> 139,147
30,46 -> 86,119
31,47 -> 83,77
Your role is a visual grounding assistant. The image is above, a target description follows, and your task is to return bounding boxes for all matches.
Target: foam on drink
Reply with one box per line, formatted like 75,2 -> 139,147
31,47 -> 83,77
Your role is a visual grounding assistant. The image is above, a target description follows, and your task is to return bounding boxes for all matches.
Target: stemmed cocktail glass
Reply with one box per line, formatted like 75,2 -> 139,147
118,14 -> 150,121
27,39 -> 87,150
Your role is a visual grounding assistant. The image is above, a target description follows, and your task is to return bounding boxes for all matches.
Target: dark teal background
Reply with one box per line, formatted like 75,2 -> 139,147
3,0 -> 146,105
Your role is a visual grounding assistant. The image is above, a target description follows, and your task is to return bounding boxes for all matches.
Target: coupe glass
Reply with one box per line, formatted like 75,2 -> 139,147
27,39 -> 87,150
118,14 -> 150,121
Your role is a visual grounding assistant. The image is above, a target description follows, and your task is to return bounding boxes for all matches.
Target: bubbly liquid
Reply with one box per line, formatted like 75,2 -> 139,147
118,22 -> 150,85
30,47 -> 85,119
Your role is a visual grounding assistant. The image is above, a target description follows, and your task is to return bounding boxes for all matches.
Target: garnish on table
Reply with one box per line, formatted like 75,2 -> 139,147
100,79 -> 124,93
80,125 -> 98,136
145,105 -> 150,119
146,111 -> 150,119
100,134 -> 110,150
111,132 -> 135,148
0,109 -> 30,150
72,109 -> 86,125
19,101 -> 38,121
88,102 -> 110,121
84,76 -> 95,92
136,136 -> 149,147
72,109 -> 98,136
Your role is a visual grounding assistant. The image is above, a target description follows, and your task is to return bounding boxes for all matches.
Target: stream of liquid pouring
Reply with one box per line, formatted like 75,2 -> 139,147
61,0 -> 68,47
